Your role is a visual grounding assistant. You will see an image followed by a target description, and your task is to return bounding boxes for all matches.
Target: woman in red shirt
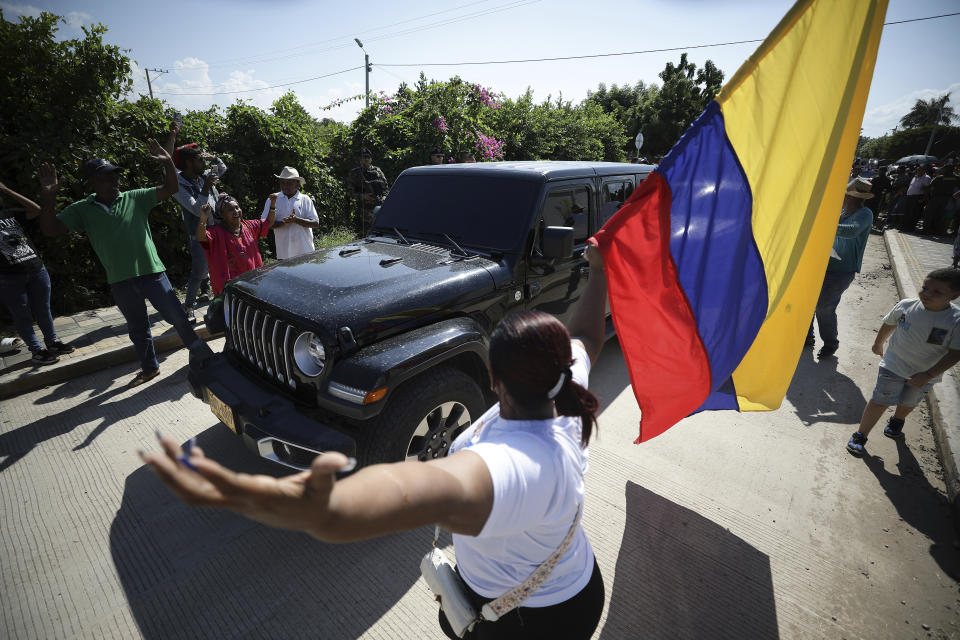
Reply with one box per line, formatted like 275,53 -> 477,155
197,193 -> 277,294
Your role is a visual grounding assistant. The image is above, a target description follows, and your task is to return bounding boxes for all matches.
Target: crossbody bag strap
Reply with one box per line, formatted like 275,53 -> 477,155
480,502 -> 583,622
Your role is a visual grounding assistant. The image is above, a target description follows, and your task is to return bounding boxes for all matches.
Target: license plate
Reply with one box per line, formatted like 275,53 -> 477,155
207,388 -> 237,434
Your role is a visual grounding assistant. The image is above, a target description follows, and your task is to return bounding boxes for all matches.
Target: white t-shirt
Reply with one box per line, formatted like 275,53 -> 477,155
449,341 -> 594,607
261,191 -> 318,260
906,175 -> 931,196
880,298 -> 960,380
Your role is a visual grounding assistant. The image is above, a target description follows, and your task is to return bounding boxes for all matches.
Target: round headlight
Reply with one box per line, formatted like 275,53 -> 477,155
293,331 -> 326,376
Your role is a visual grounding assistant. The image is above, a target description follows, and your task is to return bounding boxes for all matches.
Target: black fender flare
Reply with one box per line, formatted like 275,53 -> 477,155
319,317 -> 490,419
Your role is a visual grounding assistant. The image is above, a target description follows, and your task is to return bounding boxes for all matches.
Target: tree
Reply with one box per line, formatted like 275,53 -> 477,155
585,81 -> 654,157
635,54 -> 725,157
899,93 -> 956,129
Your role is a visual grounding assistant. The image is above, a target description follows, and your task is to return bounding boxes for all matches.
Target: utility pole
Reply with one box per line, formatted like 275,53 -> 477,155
354,39 -> 371,108
924,94 -> 949,157
144,68 -> 168,99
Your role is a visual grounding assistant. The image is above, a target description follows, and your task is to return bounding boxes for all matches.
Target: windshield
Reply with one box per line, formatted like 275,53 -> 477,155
373,174 -> 542,252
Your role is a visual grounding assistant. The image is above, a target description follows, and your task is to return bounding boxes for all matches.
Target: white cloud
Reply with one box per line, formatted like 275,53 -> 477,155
862,83 -> 960,137
65,10 -> 91,27
0,2 -> 42,18
146,57 -> 283,112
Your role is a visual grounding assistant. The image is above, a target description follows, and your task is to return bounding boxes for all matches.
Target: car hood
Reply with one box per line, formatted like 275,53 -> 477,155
226,240 -> 497,346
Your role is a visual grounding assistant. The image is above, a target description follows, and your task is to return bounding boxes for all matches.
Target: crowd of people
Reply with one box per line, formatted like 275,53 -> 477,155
1,112 -> 959,636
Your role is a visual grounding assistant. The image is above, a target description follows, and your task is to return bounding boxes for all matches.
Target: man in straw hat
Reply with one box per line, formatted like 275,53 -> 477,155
260,166 -> 319,260
806,177 -> 875,360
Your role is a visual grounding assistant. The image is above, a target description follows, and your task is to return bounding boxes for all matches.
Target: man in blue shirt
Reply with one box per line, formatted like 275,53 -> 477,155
807,177 -> 874,360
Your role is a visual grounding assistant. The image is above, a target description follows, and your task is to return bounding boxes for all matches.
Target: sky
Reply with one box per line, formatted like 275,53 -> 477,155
3,0 -> 958,140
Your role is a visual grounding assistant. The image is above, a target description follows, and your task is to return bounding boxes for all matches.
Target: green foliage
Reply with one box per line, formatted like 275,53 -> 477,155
585,81 -> 655,157
2,11 -> 727,320
857,126 -> 960,163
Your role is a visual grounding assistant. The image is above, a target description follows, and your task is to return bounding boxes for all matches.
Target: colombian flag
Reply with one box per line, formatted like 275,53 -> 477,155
594,0 -> 888,442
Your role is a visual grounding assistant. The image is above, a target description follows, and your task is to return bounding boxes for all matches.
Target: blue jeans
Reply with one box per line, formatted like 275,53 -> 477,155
0,266 -> 58,353
871,367 -> 934,407
807,270 -> 856,349
183,213 -> 209,307
111,271 -> 199,372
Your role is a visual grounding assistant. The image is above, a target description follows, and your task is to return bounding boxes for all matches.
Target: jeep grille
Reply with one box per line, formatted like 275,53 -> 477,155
229,296 -> 298,389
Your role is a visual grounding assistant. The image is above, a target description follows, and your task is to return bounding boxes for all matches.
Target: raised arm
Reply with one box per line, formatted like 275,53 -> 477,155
37,163 -> 70,236
0,181 -> 41,219
143,434 -> 494,543
148,138 -> 179,202
195,204 -> 211,243
567,240 -> 608,364
163,120 -> 179,157
265,192 -> 278,228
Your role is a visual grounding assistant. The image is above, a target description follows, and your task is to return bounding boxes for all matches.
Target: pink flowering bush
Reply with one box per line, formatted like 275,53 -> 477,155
432,117 -> 448,132
475,132 -> 504,160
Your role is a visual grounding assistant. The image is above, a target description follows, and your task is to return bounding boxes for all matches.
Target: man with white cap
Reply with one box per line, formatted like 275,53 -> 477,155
807,177 -> 875,360
261,166 -> 319,260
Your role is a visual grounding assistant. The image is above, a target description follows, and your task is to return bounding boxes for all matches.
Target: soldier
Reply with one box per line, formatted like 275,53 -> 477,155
347,148 -> 389,235
428,147 -> 444,165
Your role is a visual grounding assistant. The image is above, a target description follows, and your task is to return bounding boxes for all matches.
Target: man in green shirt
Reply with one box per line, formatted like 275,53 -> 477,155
38,139 -> 200,387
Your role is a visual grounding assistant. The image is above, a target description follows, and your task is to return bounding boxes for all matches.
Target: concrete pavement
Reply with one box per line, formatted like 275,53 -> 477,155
884,230 -> 960,526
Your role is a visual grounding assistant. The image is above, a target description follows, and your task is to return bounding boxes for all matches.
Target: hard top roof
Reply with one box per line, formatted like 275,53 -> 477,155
400,160 -> 656,182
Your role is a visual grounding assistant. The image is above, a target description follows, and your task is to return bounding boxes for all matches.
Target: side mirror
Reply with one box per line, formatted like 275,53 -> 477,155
541,226 -> 574,259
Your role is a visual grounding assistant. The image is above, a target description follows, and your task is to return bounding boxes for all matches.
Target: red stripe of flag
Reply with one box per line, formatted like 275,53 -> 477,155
592,171 -> 713,442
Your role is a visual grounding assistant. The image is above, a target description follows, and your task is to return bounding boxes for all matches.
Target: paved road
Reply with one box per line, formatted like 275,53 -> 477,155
1,236 -> 958,639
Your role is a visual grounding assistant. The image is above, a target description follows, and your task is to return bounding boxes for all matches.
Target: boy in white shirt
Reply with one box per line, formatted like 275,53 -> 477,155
847,268 -> 960,456
261,166 -> 319,260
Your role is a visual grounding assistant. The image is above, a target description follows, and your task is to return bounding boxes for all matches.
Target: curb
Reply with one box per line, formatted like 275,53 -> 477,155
0,324 -> 221,399
883,229 -> 960,529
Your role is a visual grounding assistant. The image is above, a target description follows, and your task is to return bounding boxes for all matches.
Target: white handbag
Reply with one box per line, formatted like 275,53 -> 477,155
421,504 -> 583,638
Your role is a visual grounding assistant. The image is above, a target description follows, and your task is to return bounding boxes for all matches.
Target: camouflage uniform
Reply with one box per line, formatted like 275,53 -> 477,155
347,164 -> 389,232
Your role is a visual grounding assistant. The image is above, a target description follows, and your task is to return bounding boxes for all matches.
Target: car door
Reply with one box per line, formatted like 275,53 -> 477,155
524,181 -> 593,324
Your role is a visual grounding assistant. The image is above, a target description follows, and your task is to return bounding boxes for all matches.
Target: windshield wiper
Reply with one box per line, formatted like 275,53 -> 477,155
371,226 -> 410,245
392,227 -> 410,245
418,231 -> 475,258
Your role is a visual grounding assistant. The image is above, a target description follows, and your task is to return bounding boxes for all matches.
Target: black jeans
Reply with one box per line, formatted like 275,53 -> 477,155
439,558 -> 605,640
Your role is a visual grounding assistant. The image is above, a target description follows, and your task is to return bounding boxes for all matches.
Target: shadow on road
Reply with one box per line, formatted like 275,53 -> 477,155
785,348 -> 866,427
111,427 -> 427,639
590,337 -> 632,415
599,482 -> 779,640
0,362 -> 191,473
863,440 -> 959,580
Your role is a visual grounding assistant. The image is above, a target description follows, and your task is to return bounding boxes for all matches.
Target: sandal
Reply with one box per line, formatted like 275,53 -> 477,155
1,337 -> 23,354
128,368 -> 161,388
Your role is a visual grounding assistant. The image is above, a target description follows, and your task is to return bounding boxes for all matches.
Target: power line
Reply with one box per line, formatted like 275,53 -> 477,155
884,11 -> 959,25
171,0 -> 533,71
149,11 -> 960,98
154,65 -> 363,96
378,11 -> 960,67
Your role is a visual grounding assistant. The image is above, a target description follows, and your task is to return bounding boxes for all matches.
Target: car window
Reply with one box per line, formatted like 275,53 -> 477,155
540,186 -> 590,247
600,180 -> 635,226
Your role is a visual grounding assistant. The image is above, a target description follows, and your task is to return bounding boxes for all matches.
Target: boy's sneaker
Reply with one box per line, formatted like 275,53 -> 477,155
31,349 -> 60,366
846,431 -> 867,457
184,305 -> 197,325
47,340 -> 75,354
883,418 -> 906,439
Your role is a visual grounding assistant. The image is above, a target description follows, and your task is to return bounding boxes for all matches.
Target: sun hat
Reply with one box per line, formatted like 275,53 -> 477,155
274,166 -> 305,185
845,177 -> 874,199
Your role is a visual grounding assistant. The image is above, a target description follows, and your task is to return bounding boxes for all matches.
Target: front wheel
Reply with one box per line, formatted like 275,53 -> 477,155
358,367 -> 487,466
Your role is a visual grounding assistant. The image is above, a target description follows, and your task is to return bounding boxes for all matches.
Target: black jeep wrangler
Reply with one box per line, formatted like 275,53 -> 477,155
188,161 -> 652,469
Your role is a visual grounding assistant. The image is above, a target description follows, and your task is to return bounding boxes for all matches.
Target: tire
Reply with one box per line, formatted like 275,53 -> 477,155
358,366 -> 486,466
